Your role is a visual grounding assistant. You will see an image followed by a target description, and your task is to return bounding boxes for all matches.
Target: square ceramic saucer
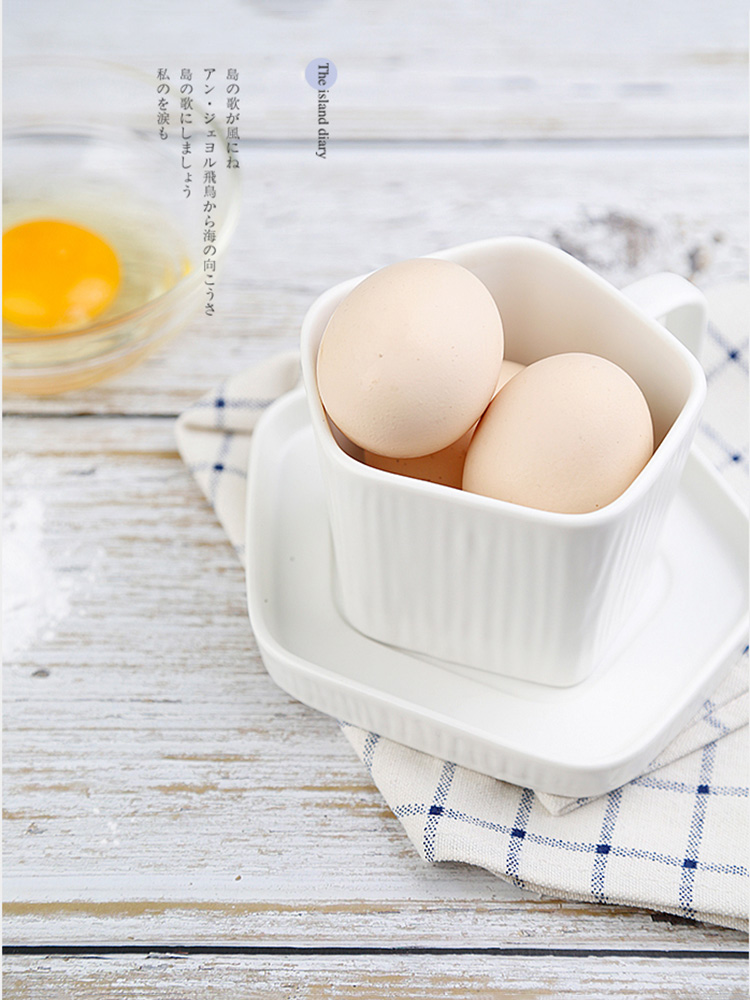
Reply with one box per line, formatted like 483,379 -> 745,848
245,388 -> 748,797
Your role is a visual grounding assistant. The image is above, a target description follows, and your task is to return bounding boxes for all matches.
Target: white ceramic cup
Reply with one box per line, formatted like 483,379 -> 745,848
300,237 -> 707,686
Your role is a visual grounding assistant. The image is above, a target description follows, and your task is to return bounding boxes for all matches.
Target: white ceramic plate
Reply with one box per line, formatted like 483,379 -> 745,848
246,388 -> 748,797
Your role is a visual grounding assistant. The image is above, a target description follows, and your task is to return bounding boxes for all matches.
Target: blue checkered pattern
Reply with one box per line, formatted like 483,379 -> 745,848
176,285 -> 748,931
341,716 -> 747,928
175,352 -> 301,561
693,287 -> 748,504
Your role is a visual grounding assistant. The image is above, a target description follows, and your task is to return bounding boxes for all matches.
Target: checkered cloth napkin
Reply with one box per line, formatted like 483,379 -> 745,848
175,284 -> 748,931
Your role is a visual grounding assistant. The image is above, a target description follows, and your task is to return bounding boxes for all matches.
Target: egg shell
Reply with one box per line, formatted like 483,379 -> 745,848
493,358 -> 525,395
316,257 -> 504,458
462,352 -> 654,514
364,427 -> 473,489
363,359 -> 526,488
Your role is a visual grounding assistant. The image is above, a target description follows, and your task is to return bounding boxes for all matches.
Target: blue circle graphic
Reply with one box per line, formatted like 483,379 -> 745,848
305,58 -> 337,89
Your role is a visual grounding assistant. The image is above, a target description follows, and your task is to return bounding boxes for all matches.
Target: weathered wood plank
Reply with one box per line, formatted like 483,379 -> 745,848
6,0 -> 747,138
3,419 -> 747,948
8,887 -> 744,951
4,141 -> 746,415
3,953 -> 749,998
5,0 -> 747,965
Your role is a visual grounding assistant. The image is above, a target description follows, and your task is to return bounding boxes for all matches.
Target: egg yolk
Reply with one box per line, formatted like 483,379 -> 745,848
3,219 -> 121,331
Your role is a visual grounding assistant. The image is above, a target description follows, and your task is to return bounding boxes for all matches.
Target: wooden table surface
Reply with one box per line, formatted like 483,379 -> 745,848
4,2 -> 748,995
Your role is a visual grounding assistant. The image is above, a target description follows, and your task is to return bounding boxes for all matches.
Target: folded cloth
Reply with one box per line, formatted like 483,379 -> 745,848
175,286 -> 748,931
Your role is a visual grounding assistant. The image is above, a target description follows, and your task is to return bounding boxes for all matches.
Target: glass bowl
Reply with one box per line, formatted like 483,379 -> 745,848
3,58 -> 242,395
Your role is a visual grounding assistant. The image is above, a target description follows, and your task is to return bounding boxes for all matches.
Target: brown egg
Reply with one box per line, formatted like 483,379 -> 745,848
493,358 -> 525,395
316,257 -> 504,458
364,426 -> 473,489
364,360 -> 526,488
462,353 -> 654,514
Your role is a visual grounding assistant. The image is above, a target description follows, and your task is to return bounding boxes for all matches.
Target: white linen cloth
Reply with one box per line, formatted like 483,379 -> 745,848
175,285 -> 748,931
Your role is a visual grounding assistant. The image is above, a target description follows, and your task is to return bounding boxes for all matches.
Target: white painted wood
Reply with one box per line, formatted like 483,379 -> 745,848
4,140 -> 746,415
3,419 -> 747,949
4,0 -> 748,970
8,882 -> 743,950
3,954 -> 749,998
5,0 -> 747,138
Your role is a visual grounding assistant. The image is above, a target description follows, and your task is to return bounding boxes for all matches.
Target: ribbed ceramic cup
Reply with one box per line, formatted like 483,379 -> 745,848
300,238 -> 707,686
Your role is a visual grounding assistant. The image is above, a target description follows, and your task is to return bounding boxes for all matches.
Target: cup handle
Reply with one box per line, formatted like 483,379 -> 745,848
620,273 -> 708,363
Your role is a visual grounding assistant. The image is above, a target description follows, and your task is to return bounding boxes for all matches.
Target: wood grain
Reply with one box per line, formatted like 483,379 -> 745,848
6,0 -> 747,138
4,0 -> 748,977
3,953 -> 749,998
4,140 -> 747,415
3,418 -> 747,949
